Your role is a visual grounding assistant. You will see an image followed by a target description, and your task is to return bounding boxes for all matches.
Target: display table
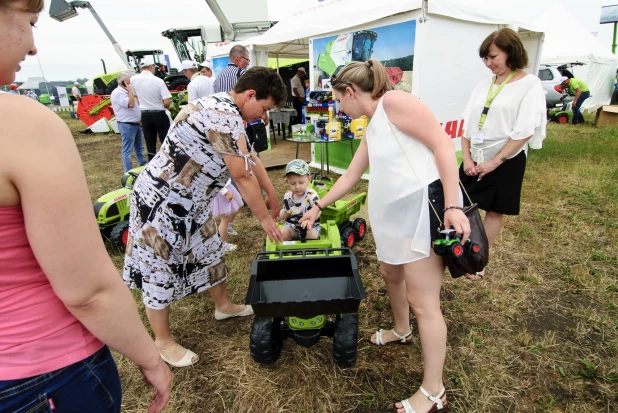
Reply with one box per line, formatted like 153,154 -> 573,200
268,108 -> 297,142
284,136 -> 357,176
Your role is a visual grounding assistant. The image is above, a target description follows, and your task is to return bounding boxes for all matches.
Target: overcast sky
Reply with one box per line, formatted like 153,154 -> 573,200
14,0 -> 618,83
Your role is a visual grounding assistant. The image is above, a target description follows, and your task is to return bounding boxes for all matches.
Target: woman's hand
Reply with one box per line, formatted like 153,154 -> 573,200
224,191 -> 234,202
264,193 -> 281,221
260,216 -> 284,243
444,209 -> 470,241
140,359 -> 172,413
462,158 -> 478,177
299,205 -> 321,230
475,159 -> 500,181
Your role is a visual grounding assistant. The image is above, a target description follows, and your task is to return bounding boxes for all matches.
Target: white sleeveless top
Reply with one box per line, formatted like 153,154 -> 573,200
365,96 -> 440,264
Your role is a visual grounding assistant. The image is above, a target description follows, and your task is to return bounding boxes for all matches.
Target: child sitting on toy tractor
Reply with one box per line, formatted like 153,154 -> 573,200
278,159 -> 322,241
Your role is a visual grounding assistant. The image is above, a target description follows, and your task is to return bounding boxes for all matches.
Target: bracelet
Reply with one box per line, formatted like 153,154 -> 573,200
315,202 -> 323,211
497,152 -> 507,163
443,206 -> 464,212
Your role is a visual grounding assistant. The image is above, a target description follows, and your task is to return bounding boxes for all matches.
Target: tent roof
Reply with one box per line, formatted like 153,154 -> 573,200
538,4 -> 618,65
17,77 -> 46,89
234,0 -> 542,53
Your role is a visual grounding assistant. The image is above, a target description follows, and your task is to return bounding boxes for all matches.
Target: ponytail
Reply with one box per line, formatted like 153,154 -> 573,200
331,59 -> 391,99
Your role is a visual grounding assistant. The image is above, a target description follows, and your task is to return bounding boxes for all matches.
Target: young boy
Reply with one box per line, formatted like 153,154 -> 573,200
279,159 -> 321,241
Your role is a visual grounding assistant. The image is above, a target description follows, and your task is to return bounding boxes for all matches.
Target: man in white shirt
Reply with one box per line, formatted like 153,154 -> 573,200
111,74 -> 147,172
291,66 -> 306,124
199,60 -> 213,78
71,82 -> 82,100
130,56 -> 172,161
181,60 -> 214,102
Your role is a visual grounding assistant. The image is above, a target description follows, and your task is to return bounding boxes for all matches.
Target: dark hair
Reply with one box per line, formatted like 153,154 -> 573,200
479,28 -> 528,70
331,59 -> 391,99
0,0 -> 44,12
233,66 -> 288,107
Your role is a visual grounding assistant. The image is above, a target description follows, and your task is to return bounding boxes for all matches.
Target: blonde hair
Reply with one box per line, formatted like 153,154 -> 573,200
331,59 -> 391,99
1,0 -> 44,13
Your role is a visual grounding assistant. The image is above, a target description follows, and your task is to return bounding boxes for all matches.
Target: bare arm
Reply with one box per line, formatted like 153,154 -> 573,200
127,86 -> 136,108
383,91 -> 470,239
162,98 -> 171,109
222,137 -> 283,242
300,138 -> 369,229
1,97 -> 170,412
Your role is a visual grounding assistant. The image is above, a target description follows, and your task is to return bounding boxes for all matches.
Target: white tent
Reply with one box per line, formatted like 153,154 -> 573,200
210,0 -> 545,173
537,4 -> 618,112
17,77 -> 46,90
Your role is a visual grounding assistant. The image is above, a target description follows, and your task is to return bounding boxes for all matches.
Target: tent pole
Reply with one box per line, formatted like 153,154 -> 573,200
276,55 -> 280,73
612,22 -> 618,54
36,54 -> 51,97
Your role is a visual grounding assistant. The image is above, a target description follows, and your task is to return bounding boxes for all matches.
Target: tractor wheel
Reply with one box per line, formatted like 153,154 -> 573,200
341,227 -> 356,249
110,221 -> 130,248
105,79 -> 118,95
557,114 -> 569,124
249,317 -> 283,365
169,77 -> 189,91
352,218 -> 366,241
332,313 -> 358,366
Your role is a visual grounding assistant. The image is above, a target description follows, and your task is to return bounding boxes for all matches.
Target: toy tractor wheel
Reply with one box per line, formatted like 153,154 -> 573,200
341,227 -> 356,249
332,313 -> 358,366
110,221 -> 130,248
353,218 -> 366,240
449,242 -> 464,258
557,114 -> 569,124
249,317 -> 283,365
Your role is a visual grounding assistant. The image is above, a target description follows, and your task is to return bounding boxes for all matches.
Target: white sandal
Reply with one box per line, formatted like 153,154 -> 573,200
399,386 -> 448,413
158,344 -> 199,368
373,327 -> 412,346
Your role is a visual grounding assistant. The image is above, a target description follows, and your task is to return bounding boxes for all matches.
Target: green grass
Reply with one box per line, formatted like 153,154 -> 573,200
61,111 -> 618,412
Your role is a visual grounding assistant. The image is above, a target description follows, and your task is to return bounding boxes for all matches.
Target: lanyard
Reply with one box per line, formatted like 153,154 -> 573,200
478,71 -> 516,129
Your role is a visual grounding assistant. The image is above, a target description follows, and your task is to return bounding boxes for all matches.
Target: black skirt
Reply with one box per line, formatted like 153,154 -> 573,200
459,151 -> 527,215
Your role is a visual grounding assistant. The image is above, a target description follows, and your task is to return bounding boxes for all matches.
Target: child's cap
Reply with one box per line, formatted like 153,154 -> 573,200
284,159 -> 310,177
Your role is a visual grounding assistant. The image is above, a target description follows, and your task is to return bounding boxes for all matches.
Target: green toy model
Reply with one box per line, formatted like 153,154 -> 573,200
93,166 -> 144,247
247,217 -> 365,366
433,229 -> 480,258
308,176 -> 367,248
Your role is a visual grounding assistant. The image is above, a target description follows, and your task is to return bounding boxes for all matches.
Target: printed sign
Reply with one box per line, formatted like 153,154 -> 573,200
600,5 -> 618,24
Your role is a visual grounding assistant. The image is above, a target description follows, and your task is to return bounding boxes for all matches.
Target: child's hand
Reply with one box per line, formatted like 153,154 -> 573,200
300,221 -> 309,229
225,191 -> 234,202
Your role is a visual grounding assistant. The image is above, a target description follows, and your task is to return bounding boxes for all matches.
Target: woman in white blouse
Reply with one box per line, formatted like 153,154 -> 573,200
460,28 -> 547,280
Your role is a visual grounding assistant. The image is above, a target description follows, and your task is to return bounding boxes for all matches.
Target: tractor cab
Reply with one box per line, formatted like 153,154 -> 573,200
351,30 -> 377,62
161,26 -> 208,64
125,49 -> 170,80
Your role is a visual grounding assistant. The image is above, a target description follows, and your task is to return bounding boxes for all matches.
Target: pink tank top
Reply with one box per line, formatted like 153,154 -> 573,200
0,205 -> 103,380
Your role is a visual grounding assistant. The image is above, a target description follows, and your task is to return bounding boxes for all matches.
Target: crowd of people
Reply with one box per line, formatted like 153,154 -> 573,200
1,0 -> 549,412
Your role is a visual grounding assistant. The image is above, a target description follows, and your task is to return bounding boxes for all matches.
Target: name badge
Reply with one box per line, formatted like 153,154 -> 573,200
471,133 -> 485,144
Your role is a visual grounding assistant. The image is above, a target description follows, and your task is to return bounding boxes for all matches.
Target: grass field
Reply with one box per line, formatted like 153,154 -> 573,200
61,112 -> 617,412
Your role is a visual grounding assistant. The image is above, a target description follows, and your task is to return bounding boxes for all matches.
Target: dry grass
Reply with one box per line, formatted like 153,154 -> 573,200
60,111 -> 618,412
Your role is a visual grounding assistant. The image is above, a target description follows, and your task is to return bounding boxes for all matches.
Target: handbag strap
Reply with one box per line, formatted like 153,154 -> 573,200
385,117 -> 473,227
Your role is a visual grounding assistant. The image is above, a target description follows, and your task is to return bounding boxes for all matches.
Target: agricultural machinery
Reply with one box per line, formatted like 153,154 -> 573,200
316,30 -> 403,88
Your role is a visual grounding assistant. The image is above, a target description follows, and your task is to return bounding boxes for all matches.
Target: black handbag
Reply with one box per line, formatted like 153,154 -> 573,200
387,119 -> 489,278
428,184 -> 489,279
246,121 -> 268,153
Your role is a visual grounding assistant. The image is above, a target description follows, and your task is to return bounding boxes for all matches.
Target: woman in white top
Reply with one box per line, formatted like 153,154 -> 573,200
460,28 -> 547,280
301,60 -> 469,413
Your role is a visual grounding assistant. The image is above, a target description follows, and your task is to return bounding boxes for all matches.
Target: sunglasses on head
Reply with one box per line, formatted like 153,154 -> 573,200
330,67 -> 355,91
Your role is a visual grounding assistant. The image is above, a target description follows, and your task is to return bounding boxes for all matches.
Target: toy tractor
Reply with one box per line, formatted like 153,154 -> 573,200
93,166 -> 144,247
246,218 -> 365,366
309,176 -> 367,249
547,84 -> 574,124
433,229 -> 480,258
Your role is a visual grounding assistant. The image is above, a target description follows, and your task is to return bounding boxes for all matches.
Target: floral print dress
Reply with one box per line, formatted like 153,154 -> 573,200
123,93 -> 254,309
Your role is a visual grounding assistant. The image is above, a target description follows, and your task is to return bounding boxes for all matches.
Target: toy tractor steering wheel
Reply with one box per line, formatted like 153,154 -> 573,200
286,216 -> 307,241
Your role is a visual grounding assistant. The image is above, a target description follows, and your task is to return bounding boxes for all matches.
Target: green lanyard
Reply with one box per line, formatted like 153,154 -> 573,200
478,71 -> 517,129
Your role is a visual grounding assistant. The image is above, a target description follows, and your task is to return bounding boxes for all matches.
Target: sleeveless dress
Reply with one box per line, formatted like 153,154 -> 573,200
365,96 -> 441,265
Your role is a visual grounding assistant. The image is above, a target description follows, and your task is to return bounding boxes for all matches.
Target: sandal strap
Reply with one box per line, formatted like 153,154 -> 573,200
376,329 -> 384,345
391,328 -> 412,343
157,344 -> 180,353
400,398 -> 415,413
419,386 -> 445,409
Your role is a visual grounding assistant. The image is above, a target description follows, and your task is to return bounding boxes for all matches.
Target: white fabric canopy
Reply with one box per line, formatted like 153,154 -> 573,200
17,77 -> 46,90
537,4 -> 618,111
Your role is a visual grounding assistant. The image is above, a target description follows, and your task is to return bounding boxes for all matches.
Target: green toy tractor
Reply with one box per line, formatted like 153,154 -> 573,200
247,218 -> 365,366
308,175 -> 367,248
94,166 -> 144,247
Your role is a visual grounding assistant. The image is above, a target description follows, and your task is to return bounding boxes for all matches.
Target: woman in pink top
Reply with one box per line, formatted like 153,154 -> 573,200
0,1 -> 171,412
